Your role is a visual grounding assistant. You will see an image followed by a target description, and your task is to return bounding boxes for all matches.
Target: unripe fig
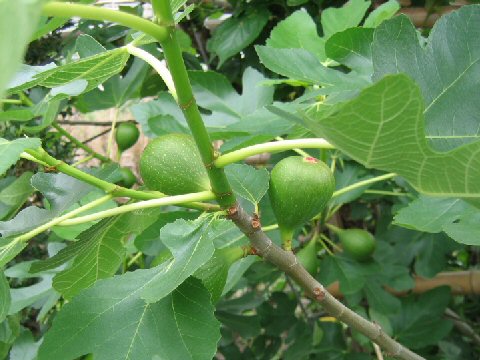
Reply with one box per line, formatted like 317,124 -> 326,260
332,227 -> 376,262
116,167 -> 137,188
268,156 -> 335,249
296,239 -> 319,275
115,122 -> 140,152
140,133 -> 210,195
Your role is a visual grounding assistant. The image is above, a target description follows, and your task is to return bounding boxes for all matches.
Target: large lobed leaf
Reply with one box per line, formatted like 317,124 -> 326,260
207,8 -> 270,67
38,278 -> 220,360
304,74 -> 480,198
37,217 -> 225,360
372,6 -> 480,151
394,195 -> 480,245
31,208 -> 161,299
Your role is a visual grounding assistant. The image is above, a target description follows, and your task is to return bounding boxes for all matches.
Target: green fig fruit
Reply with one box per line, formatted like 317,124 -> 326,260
116,167 -> 137,188
115,122 -> 140,152
268,156 -> 335,248
140,133 -> 210,195
336,228 -> 376,262
296,239 -> 319,275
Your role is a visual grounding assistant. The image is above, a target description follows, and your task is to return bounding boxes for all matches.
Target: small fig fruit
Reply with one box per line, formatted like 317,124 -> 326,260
268,156 -> 335,249
117,167 -> 136,188
140,133 -> 210,195
331,227 -> 376,262
115,122 -> 140,152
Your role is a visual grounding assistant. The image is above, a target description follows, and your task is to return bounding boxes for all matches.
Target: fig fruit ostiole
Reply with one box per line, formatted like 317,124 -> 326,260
140,133 -> 210,195
327,224 -> 376,262
268,156 -> 335,251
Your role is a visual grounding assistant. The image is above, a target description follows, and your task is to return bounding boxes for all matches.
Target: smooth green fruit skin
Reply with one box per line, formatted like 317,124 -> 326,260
339,229 -> 376,262
115,122 -> 140,151
140,133 -> 210,195
296,239 -> 318,275
269,156 -> 335,233
117,167 -> 136,188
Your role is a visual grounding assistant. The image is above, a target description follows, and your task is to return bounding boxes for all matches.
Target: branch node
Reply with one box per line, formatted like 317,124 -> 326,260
226,204 -> 238,218
204,160 -> 215,170
251,213 -> 261,230
215,190 -> 234,200
179,96 -> 195,110
44,165 -> 58,173
313,286 -> 326,301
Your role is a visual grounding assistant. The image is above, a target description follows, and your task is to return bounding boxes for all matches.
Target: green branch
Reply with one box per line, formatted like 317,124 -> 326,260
215,138 -> 335,168
331,173 -> 397,198
23,148 -> 217,211
151,1 -> 236,208
52,122 -> 110,163
16,195 -> 113,242
0,195 -> 111,268
126,44 -> 177,99
58,191 -> 216,226
41,2 -> 168,41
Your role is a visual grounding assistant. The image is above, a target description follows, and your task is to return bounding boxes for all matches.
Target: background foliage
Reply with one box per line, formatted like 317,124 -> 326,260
0,0 -> 479,359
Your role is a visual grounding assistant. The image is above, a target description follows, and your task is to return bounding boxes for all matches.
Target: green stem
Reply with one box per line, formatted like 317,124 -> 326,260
16,194 -> 113,242
262,224 -> 279,232
152,1 -> 236,208
317,234 -> 333,256
58,191 -> 216,226
280,228 -> 294,252
24,148 -> 217,210
106,108 -> 119,159
215,138 -> 334,168
363,190 -> 412,197
275,136 -> 312,157
0,99 -> 22,104
18,92 -> 34,106
320,233 -> 342,253
0,194 -> 113,267
331,173 -> 397,199
52,122 -> 110,163
127,251 -> 144,268
72,154 -> 95,167
126,44 -> 176,99
41,2 -> 168,41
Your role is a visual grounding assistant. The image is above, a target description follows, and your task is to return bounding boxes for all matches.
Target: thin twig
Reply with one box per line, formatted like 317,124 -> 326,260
52,122 -> 110,163
57,120 -> 134,126
374,343 -> 385,360
83,128 -> 111,144
444,308 -> 480,347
